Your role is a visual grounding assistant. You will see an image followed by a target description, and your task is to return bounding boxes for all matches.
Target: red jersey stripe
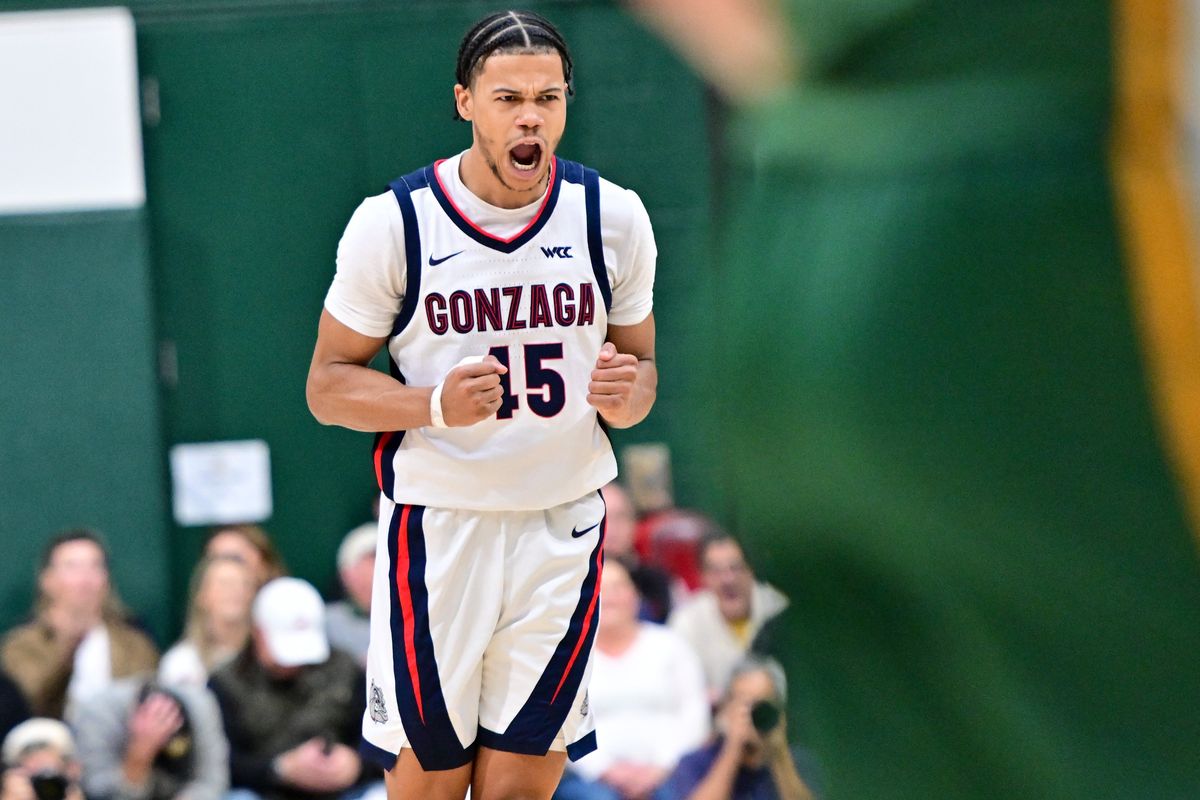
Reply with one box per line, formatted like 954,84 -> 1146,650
394,504 -> 425,724
549,542 -> 604,704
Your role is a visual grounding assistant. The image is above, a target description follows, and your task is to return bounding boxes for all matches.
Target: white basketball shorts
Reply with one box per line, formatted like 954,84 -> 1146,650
359,490 -> 606,772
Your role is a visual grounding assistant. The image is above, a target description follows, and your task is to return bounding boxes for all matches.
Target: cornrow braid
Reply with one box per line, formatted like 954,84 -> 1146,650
454,9 -> 574,120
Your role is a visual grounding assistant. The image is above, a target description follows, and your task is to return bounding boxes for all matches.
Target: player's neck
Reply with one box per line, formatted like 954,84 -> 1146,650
459,147 -> 548,209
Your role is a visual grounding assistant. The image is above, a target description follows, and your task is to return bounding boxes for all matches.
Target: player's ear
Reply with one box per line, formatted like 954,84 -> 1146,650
454,83 -> 473,121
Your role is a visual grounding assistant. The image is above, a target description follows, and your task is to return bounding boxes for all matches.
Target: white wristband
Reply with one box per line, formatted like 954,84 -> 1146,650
429,380 -> 449,428
429,355 -> 486,429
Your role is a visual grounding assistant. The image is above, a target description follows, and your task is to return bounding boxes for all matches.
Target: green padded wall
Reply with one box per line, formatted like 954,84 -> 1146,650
0,210 -> 171,640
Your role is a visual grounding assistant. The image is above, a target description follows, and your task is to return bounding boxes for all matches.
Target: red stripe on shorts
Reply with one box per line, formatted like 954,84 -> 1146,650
550,542 -> 605,704
373,432 -> 393,489
394,503 -> 425,724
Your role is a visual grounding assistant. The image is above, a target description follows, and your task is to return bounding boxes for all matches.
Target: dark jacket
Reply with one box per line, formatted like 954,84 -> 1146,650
208,647 -> 366,800
0,669 -> 30,744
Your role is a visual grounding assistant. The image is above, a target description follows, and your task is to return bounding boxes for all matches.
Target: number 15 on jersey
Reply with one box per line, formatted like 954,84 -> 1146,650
488,343 -> 566,419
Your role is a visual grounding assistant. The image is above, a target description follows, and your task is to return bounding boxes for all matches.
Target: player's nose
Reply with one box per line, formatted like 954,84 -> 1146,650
515,104 -> 543,129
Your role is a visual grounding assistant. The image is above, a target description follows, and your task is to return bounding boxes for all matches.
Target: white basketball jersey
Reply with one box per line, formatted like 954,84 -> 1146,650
374,157 -> 617,511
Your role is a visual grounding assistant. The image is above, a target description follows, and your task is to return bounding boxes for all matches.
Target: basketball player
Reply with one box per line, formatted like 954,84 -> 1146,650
306,10 -> 657,800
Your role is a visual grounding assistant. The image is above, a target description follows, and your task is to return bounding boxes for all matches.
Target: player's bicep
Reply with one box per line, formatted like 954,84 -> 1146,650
608,313 -> 655,361
306,310 -> 390,422
310,309 -> 388,373
324,194 -> 407,337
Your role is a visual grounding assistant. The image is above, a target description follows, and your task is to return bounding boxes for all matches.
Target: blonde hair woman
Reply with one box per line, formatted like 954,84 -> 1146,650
203,524 -> 287,587
158,555 -> 255,688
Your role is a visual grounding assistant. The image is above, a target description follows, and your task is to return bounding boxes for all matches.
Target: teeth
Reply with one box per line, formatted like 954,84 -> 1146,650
510,143 -> 540,172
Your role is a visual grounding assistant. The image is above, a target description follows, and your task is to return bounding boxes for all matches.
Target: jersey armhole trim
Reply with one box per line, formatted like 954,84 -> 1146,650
582,167 -> 613,314
387,174 -> 424,337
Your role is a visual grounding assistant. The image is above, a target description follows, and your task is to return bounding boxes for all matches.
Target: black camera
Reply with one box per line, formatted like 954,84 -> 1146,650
136,683 -> 194,775
749,699 -> 782,733
28,771 -> 69,800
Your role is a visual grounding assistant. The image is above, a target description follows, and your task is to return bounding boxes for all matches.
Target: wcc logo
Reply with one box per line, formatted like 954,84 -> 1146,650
541,245 -> 574,259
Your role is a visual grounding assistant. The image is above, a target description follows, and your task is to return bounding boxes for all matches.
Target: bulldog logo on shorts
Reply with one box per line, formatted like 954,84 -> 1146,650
580,691 -> 590,717
370,680 -> 389,724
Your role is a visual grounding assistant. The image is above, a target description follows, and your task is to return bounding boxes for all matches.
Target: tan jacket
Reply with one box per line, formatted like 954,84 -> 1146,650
1,617 -> 159,717
669,581 -> 790,694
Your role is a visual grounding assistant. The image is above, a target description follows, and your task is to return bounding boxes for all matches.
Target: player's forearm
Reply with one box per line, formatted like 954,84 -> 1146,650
307,362 -> 433,432
602,358 -> 657,429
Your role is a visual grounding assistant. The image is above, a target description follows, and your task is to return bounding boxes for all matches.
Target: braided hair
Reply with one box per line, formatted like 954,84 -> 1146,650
454,9 -> 574,120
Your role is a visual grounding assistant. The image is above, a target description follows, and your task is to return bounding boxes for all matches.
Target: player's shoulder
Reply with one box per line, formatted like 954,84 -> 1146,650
358,189 -> 400,215
556,158 -> 650,230
386,160 -> 439,195
342,189 -> 404,244
597,174 -> 647,216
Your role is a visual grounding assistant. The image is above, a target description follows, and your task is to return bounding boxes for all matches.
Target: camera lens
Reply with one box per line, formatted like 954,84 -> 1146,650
29,771 -> 69,800
749,699 -> 781,733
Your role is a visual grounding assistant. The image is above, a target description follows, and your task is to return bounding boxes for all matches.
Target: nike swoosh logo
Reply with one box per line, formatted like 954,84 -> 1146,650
571,522 -> 600,539
428,251 -> 464,266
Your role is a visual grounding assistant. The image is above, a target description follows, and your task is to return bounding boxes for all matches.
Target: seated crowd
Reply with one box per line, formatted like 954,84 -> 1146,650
0,484 -> 818,800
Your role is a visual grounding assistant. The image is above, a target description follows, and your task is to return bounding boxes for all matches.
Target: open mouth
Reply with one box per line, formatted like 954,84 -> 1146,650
509,141 -> 542,173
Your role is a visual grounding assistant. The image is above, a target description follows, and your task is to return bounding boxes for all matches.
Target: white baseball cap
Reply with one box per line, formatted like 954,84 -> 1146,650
253,577 -> 330,667
336,522 -> 377,573
2,718 -> 75,767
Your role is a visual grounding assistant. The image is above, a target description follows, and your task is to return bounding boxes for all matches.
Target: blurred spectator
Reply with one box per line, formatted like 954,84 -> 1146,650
204,525 -> 286,587
669,533 -> 787,697
324,524 -> 375,667
209,578 -> 372,800
68,678 -> 227,800
638,510 -> 726,595
159,555 -> 256,689
1,530 -> 158,718
601,483 -> 673,623
0,718 -> 84,800
0,673 -> 30,749
557,558 -> 708,800
657,657 -> 817,800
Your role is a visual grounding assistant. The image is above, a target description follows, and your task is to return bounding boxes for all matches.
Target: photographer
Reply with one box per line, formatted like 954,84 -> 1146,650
67,678 -> 227,800
1,718 -> 84,800
657,657 -> 816,800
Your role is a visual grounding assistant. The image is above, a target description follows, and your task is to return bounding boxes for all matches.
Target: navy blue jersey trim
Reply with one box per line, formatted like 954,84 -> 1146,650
582,167 -> 612,313
426,158 -> 564,254
490,517 -> 606,753
387,169 -> 426,337
359,740 -> 399,772
565,730 -> 598,761
558,158 -> 584,185
476,727 -> 547,757
387,503 -> 475,771
372,364 -> 405,501
475,727 -> 598,760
